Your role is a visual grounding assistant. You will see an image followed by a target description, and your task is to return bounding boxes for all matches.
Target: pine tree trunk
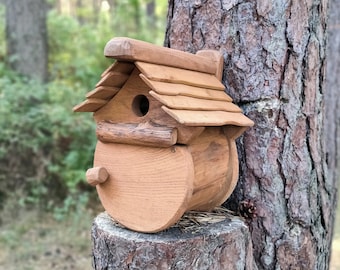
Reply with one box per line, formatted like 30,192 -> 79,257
165,1 -> 338,269
326,2 -> 340,265
5,0 -> 48,82
326,0 -> 340,203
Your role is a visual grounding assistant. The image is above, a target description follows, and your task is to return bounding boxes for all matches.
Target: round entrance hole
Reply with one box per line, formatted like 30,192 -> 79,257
132,95 -> 149,117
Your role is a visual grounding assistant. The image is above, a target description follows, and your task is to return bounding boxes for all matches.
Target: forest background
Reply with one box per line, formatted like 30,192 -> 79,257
0,0 -> 338,269
0,1 -> 168,269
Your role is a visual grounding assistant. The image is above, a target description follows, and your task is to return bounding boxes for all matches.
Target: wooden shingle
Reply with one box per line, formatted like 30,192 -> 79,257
73,37 -> 254,129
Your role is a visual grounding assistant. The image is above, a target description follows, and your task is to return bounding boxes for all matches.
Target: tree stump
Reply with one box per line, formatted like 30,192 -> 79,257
91,212 -> 257,270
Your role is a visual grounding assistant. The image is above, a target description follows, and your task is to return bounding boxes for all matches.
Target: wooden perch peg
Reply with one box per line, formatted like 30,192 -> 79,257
86,167 -> 109,186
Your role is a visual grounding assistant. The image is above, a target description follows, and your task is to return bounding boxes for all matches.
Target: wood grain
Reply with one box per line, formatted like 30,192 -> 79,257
135,61 -> 225,90
94,141 -> 194,232
162,106 -> 255,127
104,37 -> 217,74
186,127 -> 232,210
96,71 -> 129,88
86,167 -> 109,186
96,121 -> 177,147
140,74 -> 232,101
72,98 -> 108,112
100,61 -> 134,78
196,50 -> 224,81
86,86 -> 120,99
149,91 -> 241,112
91,126 -> 242,231
93,68 -> 205,144
93,68 -> 169,123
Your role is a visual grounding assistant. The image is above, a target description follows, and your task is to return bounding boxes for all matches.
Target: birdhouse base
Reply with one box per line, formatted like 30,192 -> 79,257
91,212 -> 257,269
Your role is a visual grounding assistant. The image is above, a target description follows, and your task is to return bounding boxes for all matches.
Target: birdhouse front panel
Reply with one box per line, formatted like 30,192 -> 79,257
73,37 -> 254,233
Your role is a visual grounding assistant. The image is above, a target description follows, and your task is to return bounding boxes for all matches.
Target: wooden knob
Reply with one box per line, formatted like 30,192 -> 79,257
86,167 -> 109,186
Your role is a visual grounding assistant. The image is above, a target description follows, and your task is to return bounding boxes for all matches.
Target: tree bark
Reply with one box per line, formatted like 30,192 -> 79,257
92,212 -> 257,270
326,0 -> 340,212
5,0 -> 48,82
165,1 -> 338,269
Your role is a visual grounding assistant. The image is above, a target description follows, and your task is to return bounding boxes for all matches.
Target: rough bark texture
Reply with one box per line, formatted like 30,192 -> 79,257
5,0 -> 48,82
326,0 -> 340,223
92,212 -> 257,270
165,0 -> 338,269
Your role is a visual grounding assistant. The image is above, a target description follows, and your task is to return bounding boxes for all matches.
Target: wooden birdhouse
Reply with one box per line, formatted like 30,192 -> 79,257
73,37 -> 254,233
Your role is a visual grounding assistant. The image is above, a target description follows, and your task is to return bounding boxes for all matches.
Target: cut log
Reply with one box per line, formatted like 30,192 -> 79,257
96,121 -> 178,147
91,212 -> 257,270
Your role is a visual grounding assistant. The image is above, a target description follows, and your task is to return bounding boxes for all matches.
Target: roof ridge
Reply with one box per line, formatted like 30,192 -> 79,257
104,37 -> 219,75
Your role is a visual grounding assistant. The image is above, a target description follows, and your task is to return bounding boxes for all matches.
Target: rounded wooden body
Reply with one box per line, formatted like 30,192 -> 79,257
93,127 -> 239,232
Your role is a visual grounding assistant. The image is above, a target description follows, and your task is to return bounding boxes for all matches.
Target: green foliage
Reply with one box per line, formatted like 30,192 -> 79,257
52,193 -> 89,221
109,0 -> 167,45
0,1 -> 167,213
48,10 -> 112,87
0,206 -> 95,269
0,63 -> 96,208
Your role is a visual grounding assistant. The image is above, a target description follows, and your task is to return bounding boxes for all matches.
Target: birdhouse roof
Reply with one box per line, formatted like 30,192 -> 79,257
73,38 -> 254,127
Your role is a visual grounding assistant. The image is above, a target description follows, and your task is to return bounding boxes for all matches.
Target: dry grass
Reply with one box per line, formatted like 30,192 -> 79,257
172,207 -> 239,233
0,200 -> 339,270
0,206 -> 95,270
109,206 -> 239,233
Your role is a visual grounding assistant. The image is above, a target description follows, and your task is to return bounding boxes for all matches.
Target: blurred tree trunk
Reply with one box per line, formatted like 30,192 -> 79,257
131,0 -> 141,33
326,0 -> 340,202
5,0 -> 48,82
55,0 -> 62,13
106,0 -> 116,10
107,0 -> 117,32
326,4 -> 340,266
146,0 -> 156,31
165,0 -> 338,269
76,0 -> 85,25
92,0 -> 101,24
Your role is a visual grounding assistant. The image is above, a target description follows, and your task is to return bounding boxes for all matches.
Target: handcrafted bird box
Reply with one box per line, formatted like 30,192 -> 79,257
73,37 -> 254,233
